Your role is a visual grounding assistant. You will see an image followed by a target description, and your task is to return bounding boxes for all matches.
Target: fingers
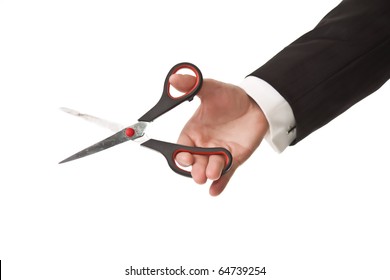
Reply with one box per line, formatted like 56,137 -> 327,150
209,168 -> 235,196
175,152 -> 193,167
176,150 -> 234,193
206,154 -> 225,181
175,133 -> 196,177
191,155 -> 209,184
191,154 -> 229,185
176,152 -> 214,186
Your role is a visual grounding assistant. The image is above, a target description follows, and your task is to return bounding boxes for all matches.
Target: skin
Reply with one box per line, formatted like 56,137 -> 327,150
170,74 -> 269,196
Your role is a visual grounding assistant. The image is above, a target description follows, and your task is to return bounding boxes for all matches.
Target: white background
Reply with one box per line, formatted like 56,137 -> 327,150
1,0 -> 389,279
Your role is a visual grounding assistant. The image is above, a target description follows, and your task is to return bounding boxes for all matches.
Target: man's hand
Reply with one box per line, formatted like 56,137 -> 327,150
170,74 -> 269,196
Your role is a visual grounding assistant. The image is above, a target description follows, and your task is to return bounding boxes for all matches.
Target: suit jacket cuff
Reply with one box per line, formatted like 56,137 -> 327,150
240,76 -> 296,152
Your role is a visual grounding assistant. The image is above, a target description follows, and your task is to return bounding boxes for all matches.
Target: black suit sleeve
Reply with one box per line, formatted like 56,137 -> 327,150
250,0 -> 390,144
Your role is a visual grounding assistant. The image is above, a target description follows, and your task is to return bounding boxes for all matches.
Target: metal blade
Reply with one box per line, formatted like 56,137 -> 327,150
59,122 -> 147,164
60,107 -> 125,132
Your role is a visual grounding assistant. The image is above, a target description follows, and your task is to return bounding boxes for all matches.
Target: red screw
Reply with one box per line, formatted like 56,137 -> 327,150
125,127 -> 135,138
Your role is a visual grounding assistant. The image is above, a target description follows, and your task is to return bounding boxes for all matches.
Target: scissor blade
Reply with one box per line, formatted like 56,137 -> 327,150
59,129 -> 130,164
60,107 -> 125,132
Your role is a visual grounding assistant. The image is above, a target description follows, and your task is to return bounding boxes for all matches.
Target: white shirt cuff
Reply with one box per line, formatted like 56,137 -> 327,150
239,76 -> 297,153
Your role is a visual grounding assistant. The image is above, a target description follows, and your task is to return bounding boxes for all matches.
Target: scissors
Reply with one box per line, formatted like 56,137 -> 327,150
59,62 -> 233,178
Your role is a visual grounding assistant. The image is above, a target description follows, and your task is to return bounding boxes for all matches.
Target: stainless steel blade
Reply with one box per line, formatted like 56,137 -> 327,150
59,122 -> 147,164
60,107 -> 125,132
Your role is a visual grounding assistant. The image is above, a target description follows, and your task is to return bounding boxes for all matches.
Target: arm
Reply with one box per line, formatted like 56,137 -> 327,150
173,0 -> 390,195
250,0 -> 390,144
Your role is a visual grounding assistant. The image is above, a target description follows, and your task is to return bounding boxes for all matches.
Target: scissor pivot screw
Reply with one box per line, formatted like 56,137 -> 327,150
125,127 -> 135,138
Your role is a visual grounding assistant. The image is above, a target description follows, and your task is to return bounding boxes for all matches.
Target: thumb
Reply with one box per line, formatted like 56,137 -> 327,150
170,74 -> 225,101
169,74 -> 197,93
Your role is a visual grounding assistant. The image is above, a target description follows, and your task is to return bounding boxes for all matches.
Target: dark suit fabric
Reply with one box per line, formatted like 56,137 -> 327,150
251,0 -> 390,144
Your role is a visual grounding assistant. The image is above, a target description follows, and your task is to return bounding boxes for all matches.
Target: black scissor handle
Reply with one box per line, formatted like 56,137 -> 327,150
138,62 -> 203,122
141,139 -> 233,178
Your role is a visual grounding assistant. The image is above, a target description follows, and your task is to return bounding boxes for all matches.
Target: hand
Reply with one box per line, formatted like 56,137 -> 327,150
170,74 -> 269,196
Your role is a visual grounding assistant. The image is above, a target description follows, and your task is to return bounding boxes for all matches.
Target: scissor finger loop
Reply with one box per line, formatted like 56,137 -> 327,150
165,63 -> 203,100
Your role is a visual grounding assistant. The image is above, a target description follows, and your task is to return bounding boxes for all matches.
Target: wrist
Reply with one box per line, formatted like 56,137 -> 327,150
246,93 -> 269,130
239,76 -> 296,152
